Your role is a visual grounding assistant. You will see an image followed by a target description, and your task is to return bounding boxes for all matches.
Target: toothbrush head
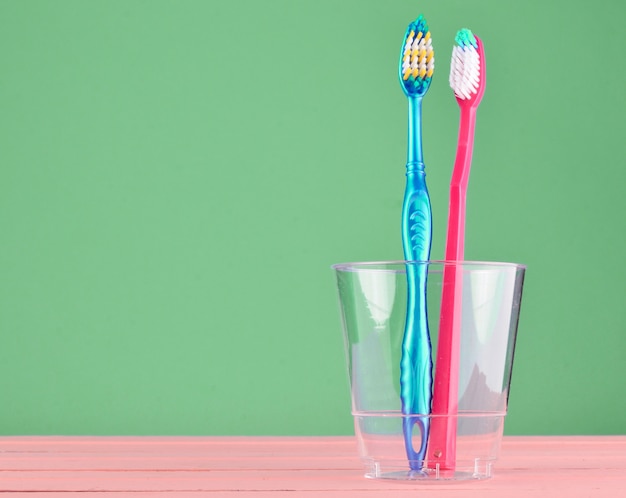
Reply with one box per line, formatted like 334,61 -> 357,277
399,15 -> 434,97
449,29 -> 485,105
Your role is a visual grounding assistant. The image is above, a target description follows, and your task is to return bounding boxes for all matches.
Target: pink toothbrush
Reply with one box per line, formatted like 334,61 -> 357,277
428,29 -> 486,473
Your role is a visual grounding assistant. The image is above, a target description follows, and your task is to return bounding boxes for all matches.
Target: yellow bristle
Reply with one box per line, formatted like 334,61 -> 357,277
403,68 -> 412,80
412,68 -> 420,78
416,31 -> 423,41
419,67 -> 427,78
424,31 -> 431,42
426,68 -> 434,78
403,54 -> 410,63
426,51 -> 433,62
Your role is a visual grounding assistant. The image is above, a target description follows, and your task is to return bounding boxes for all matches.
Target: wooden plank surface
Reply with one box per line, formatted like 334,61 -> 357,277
0,436 -> 624,496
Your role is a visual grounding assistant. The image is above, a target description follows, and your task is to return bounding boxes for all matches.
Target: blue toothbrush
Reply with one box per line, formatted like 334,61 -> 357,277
398,14 -> 434,472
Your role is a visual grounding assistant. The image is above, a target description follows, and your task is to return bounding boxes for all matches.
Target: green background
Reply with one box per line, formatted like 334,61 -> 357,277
1,0 -> 624,436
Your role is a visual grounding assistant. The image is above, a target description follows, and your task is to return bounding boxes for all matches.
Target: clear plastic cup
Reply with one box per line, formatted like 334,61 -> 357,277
332,261 -> 526,481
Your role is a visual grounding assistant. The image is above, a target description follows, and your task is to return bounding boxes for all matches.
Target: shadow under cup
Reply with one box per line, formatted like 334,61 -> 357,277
333,261 -> 526,481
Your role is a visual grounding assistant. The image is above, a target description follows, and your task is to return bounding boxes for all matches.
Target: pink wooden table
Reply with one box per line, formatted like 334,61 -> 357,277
0,436 -> 624,496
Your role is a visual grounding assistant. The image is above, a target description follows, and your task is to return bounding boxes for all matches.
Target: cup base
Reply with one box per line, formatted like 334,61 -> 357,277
363,458 -> 493,481
353,412 -> 504,481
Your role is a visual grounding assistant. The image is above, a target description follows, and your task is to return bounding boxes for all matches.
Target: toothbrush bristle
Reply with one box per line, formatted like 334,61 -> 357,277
449,29 -> 480,100
399,15 -> 434,97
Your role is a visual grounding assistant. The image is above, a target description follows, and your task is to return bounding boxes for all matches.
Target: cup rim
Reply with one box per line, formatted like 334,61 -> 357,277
331,260 -> 527,272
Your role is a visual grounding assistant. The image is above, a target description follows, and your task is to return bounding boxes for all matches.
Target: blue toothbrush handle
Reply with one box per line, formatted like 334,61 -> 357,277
401,262 -> 432,469
401,172 -> 433,470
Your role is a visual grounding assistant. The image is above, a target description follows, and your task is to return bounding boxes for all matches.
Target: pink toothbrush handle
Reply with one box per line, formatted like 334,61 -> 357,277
429,104 -> 477,472
444,105 -> 477,260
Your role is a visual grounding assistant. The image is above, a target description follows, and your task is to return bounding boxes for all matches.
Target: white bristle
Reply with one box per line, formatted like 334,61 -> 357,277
401,40 -> 434,73
449,44 -> 480,100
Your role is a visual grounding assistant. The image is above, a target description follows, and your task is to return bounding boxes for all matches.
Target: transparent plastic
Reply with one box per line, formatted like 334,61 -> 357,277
333,261 -> 526,481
